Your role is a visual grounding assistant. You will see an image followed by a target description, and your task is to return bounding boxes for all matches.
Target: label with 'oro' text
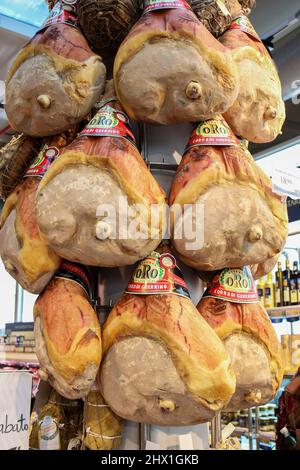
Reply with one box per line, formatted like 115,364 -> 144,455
24,144 -> 60,178
80,105 -> 137,149
185,117 -> 238,151
229,16 -> 261,41
144,0 -> 191,14
203,267 -> 258,304
126,251 -> 191,299
39,1 -> 78,33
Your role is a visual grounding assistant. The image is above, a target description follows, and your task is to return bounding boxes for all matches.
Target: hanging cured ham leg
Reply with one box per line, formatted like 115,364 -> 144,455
169,117 -> 288,272
35,81 -> 166,267
0,134 -> 40,200
0,130 -> 77,294
100,246 -> 236,426
197,267 -> 283,411
114,0 -> 239,125
5,1 -> 106,137
34,261 -> 102,399
220,16 -> 286,143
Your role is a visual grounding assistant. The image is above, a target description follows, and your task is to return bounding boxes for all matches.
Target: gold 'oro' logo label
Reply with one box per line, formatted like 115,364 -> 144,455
197,120 -> 231,138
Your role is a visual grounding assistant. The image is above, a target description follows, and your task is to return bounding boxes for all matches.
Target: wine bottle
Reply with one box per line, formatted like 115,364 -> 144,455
275,261 -> 283,307
257,277 -> 265,306
283,258 -> 291,307
290,261 -> 299,306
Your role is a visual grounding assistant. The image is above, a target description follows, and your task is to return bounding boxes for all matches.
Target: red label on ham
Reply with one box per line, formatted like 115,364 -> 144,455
144,0 -> 191,14
81,105 -> 137,148
24,144 -> 60,178
229,16 -> 261,42
185,116 -> 238,152
39,1 -> 78,33
126,251 -> 191,298
203,267 -> 259,304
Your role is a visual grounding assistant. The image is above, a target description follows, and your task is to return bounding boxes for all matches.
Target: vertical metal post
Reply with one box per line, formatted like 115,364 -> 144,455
14,282 -> 24,323
138,121 -> 151,451
248,408 -> 253,450
211,412 -> 222,449
139,424 -> 151,450
255,406 -> 260,451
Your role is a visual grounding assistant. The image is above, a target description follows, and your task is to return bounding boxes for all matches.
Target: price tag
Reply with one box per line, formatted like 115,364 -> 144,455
272,168 -> 300,200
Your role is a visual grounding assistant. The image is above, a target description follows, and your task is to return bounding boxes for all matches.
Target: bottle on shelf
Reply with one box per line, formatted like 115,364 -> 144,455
264,273 -> 275,309
282,257 -> 291,307
275,261 -> 283,307
257,277 -> 265,306
290,261 -> 299,306
280,427 -> 297,448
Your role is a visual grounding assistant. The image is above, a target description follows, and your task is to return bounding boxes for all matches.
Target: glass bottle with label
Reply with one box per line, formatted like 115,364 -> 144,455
290,261 -> 299,306
257,277 -> 265,306
275,261 -> 283,307
264,273 -> 275,309
298,264 -> 300,305
282,258 -> 291,307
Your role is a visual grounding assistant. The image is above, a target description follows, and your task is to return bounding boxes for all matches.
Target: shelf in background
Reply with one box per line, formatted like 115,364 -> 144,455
0,351 -> 39,366
258,431 -> 276,441
267,305 -> 300,321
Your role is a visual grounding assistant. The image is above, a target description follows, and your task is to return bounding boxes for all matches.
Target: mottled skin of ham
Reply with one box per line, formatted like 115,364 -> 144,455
169,145 -> 284,209
30,24 -> 98,63
6,24 -> 106,136
219,27 -> 285,143
197,297 -> 283,410
0,134 -> 76,293
102,293 -> 236,404
123,9 -> 227,52
169,144 -> 288,271
114,8 -> 239,124
36,91 -> 166,267
34,278 -> 102,399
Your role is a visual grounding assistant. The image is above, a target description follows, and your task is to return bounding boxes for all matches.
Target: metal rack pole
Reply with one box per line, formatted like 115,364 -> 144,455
139,424 -> 152,450
248,408 -> 254,450
211,412 -> 222,449
14,282 -> 24,323
255,407 -> 260,451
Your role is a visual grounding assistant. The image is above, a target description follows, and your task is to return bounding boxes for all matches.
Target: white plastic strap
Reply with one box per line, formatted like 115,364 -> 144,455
85,428 -> 121,440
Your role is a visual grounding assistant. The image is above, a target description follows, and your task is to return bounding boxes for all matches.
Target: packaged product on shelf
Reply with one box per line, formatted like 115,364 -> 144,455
30,389 -> 83,450
35,81 -> 166,267
275,261 -> 284,307
290,261 -> 299,306
219,16 -> 286,143
34,262 -> 102,399
197,266 -> 283,411
0,129 -> 78,294
83,384 -> 123,450
114,0 -> 239,125
0,134 -> 41,200
281,335 -> 300,375
5,1 -> 106,137
169,118 -> 288,272
257,277 -> 265,306
283,257 -> 291,306
264,273 -> 275,309
77,0 -> 141,57
100,244 -> 236,426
